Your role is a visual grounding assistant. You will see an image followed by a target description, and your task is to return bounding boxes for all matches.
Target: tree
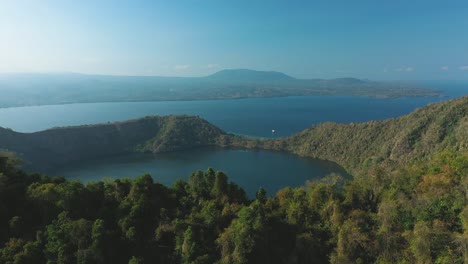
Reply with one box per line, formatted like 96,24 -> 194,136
255,187 -> 267,204
217,206 -> 264,263
181,226 -> 198,264
88,219 -> 105,263
408,221 -> 432,264
190,171 -> 208,198
44,212 -> 94,264
128,256 -> 143,264
331,210 -> 372,264
212,172 -> 228,199
204,167 -> 216,193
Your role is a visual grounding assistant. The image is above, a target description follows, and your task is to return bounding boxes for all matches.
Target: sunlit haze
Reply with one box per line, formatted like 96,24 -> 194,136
1,0 -> 468,79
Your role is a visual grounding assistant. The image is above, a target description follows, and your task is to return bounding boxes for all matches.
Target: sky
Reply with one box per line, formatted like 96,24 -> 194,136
1,0 -> 468,80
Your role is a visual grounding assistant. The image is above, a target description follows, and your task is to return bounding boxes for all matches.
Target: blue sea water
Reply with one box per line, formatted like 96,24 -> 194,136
0,81 -> 465,137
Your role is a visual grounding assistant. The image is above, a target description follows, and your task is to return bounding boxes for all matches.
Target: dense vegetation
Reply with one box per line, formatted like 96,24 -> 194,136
0,97 -> 467,263
0,147 -> 467,263
0,70 -> 440,108
250,96 -> 468,174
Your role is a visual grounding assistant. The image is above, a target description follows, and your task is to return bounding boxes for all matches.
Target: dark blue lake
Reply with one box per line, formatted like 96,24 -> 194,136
0,81 -> 465,195
50,148 -> 349,197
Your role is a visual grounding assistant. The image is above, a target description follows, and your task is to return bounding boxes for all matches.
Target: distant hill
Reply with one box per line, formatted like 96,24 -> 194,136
0,70 -> 440,108
207,69 -> 295,82
327,77 -> 367,85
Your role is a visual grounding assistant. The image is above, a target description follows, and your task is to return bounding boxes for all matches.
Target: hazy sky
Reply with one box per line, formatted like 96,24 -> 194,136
1,0 -> 468,79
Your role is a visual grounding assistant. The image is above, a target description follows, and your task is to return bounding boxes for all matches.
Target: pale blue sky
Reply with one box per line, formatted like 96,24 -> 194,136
1,0 -> 468,79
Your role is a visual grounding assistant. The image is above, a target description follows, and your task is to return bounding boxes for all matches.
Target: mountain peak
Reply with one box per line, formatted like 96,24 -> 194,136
330,77 -> 366,85
207,69 -> 295,82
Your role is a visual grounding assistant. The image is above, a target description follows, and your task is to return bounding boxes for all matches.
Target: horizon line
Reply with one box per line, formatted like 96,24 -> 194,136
2,69 -> 467,82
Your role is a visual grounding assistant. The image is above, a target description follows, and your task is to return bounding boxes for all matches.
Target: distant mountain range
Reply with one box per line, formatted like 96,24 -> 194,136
0,69 -> 440,108
207,69 -> 296,82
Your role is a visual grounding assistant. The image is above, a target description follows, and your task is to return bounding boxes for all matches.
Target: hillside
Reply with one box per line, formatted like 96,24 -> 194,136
254,96 -> 468,173
0,97 -> 468,172
0,136 -> 467,263
1,97 -> 467,263
0,115 -> 227,171
0,70 -> 440,108
1,96 -> 466,174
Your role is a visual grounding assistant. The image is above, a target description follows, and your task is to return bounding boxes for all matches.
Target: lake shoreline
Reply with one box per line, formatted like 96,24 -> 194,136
0,92 -> 447,110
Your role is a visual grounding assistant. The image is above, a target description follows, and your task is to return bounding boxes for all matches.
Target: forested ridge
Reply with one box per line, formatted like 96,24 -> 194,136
0,115 -> 227,171
1,146 -> 467,263
1,96 -> 466,176
0,97 -> 467,263
251,96 -> 468,174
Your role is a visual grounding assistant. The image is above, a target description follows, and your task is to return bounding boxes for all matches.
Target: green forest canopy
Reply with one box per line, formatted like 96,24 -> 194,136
0,147 -> 467,263
0,96 -> 467,263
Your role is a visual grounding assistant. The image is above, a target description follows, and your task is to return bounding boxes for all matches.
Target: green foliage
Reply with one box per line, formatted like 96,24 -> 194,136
255,187 -> 267,204
255,96 -> 468,176
0,147 -> 466,263
217,206 -> 264,263
181,227 -> 198,264
128,256 -> 143,264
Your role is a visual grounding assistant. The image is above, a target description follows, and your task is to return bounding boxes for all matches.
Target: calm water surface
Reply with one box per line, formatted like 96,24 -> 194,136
50,148 -> 348,197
